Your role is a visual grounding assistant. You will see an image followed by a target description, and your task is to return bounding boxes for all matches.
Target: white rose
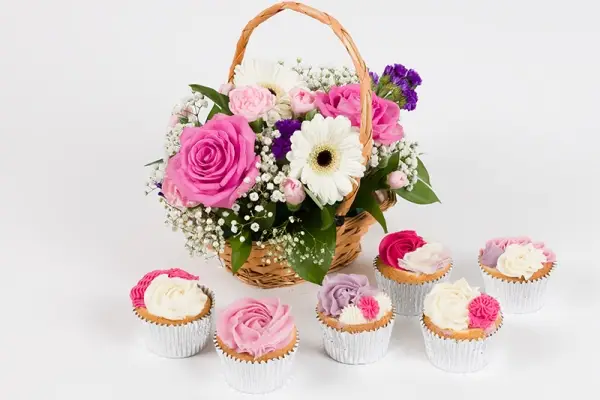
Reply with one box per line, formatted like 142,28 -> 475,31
401,242 -> 450,274
144,274 -> 207,320
423,279 -> 480,331
496,243 -> 547,280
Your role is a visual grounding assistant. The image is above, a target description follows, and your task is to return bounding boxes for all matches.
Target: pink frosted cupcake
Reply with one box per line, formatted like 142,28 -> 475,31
479,236 -> 557,313
214,298 -> 298,394
420,279 -> 503,372
129,268 -> 214,358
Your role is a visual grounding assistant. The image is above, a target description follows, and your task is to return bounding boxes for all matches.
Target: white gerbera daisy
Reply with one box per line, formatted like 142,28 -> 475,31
233,60 -> 306,125
287,115 -> 365,205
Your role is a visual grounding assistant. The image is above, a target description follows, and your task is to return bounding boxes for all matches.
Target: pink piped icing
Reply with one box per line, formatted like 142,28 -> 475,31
358,296 -> 380,321
468,294 -> 500,330
216,298 -> 295,358
129,268 -> 199,308
378,230 -> 427,270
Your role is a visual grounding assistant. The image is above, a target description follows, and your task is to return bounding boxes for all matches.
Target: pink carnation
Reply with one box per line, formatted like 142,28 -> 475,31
165,114 -> 260,208
358,296 -> 380,321
315,84 -> 404,145
228,85 -> 275,122
289,87 -> 316,115
468,294 -> 500,330
129,268 -> 199,308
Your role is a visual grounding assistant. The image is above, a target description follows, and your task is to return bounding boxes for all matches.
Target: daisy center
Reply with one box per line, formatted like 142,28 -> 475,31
260,82 -> 283,98
309,144 -> 339,174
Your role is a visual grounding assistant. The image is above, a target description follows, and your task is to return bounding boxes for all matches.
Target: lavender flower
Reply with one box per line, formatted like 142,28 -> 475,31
379,63 -> 422,111
406,69 -> 422,87
403,88 -> 418,111
273,119 -> 302,160
369,70 -> 379,85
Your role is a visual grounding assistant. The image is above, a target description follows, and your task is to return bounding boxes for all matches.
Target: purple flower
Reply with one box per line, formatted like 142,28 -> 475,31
403,88 -> 418,111
273,119 -> 301,160
369,70 -> 379,85
406,69 -> 422,87
393,64 -> 408,77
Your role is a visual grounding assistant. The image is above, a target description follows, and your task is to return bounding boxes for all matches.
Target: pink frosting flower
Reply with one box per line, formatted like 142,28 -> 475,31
315,84 -> 404,145
289,87 -> 316,115
161,171 -> 199,209
216,298 -> 295,358
532,242 -> 556,263
281,177 -> 306,205
358,296 -> 380,321
165,114 -> 260,208
387,170 -> 409,189
219,83 -> 234,95
228,85 -> 276,122
130,268 -> 199,308
468,294 -> 500,330
379,230 -> 427,270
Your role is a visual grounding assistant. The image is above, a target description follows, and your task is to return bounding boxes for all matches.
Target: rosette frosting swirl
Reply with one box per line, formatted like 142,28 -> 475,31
378,230 -> 426,270
317,274 -> 377,317
216,298 -> 295,358
130,268 -> 199,308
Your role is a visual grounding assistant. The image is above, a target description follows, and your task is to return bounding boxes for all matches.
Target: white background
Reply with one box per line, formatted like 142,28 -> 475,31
1,0 -> 599,398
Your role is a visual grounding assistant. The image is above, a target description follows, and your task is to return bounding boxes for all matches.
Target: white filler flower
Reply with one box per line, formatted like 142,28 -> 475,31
233,59 -> 306,125
287,115 -> 365,205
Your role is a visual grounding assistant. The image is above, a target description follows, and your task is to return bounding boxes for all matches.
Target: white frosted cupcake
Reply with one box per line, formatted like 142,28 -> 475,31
129,268 -> 214,358
316,273 -> 395,365
374,230 -> 453,316
479,236 -> 556,313
420,279 -> 502,373
214,298 -> 298,394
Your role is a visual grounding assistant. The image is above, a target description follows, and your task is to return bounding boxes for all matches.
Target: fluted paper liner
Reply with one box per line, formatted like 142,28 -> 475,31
318,312 -> 395,365
420,315 -> 503,373
133,286 -> 214,358
373,258 -> 453,316
479,261 -> 556,314
214,332 -> 299,394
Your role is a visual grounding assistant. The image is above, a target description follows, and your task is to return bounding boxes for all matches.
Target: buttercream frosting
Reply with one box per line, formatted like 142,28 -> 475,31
423,279 -> 480,331
216,298 -> 295,358
339,305 -> 367,325
143,274 -> 207,320
378,230 -> 427,270
481,237 -> 556,265
468,294 -> 500,330
496,243 -> 547,280
317,274 -> 377,317
400,242 -> 451,274
130,268 -> 199,308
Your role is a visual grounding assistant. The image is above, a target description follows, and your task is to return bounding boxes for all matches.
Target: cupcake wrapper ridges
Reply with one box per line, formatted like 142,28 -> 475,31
480,262 -> 556,314
214,332 -> 299,394
373,258 -> 453,316
420,315 -> 503,373
318,313 -> 395,365
133,285 -> 215,358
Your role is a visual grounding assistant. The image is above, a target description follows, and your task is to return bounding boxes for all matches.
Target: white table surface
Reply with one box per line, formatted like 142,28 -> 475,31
1,0 -> 598,398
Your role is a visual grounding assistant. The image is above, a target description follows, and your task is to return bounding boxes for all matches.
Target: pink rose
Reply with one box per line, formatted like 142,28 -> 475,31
281,177 -> 306,205
289,87 -> 316,115
219,83 -> 234,95
161,171 -> 199,209
378,230 -> 427,270
387,171 -> 409,189
468,294 -> 500,330
165,114 -> 260,208
216,298 -> 295,358
315,84 -> 404,145
228,85 -> 275,122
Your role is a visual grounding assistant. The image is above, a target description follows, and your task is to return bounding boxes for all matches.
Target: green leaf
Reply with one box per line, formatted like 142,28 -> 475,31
304,187 -> 324,210
257,202 -> 276,230
304,109 -> 317,121
395,179 -> 440,205
206,104 -> 221,121
416,157 -> 431,185
353,190 -> 388,233
229,230 -> 252,273
144,158 -> 163,167
320,206 -> 335,231
249,118 -> 264,133
287,221 -> 336,284
189,84 -> 232,114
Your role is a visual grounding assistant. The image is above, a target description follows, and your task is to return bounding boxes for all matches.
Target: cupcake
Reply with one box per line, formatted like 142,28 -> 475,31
374,230 -> 453,316
479,236 -> 557,313
129,268 -> 214,358
420,278 -> 503,373
214,298 -> 298,394
316,273 -> 395,364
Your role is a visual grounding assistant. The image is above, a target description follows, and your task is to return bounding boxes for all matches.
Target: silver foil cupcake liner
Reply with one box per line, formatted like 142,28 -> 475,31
420,315 -> 502,373
479,262 -> 556,314
214,332 -> 299,394
133,286 -> 215,358
373,257 -> 453,316
318,313 -> 395,365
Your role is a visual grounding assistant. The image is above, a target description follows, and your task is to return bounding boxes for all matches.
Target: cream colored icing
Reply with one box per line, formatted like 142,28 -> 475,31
496,243 -> 547,279
423,278 -> 480,331
144,274 -> 207,320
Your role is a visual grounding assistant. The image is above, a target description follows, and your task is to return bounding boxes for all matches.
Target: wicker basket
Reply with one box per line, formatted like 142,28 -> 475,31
219,2 -> 392,288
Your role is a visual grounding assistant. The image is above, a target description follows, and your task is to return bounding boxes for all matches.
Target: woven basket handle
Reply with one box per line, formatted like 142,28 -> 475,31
227,1 -> 373,215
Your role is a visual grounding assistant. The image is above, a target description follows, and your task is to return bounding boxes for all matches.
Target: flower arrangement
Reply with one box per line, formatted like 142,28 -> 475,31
145,58 -> 439,285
